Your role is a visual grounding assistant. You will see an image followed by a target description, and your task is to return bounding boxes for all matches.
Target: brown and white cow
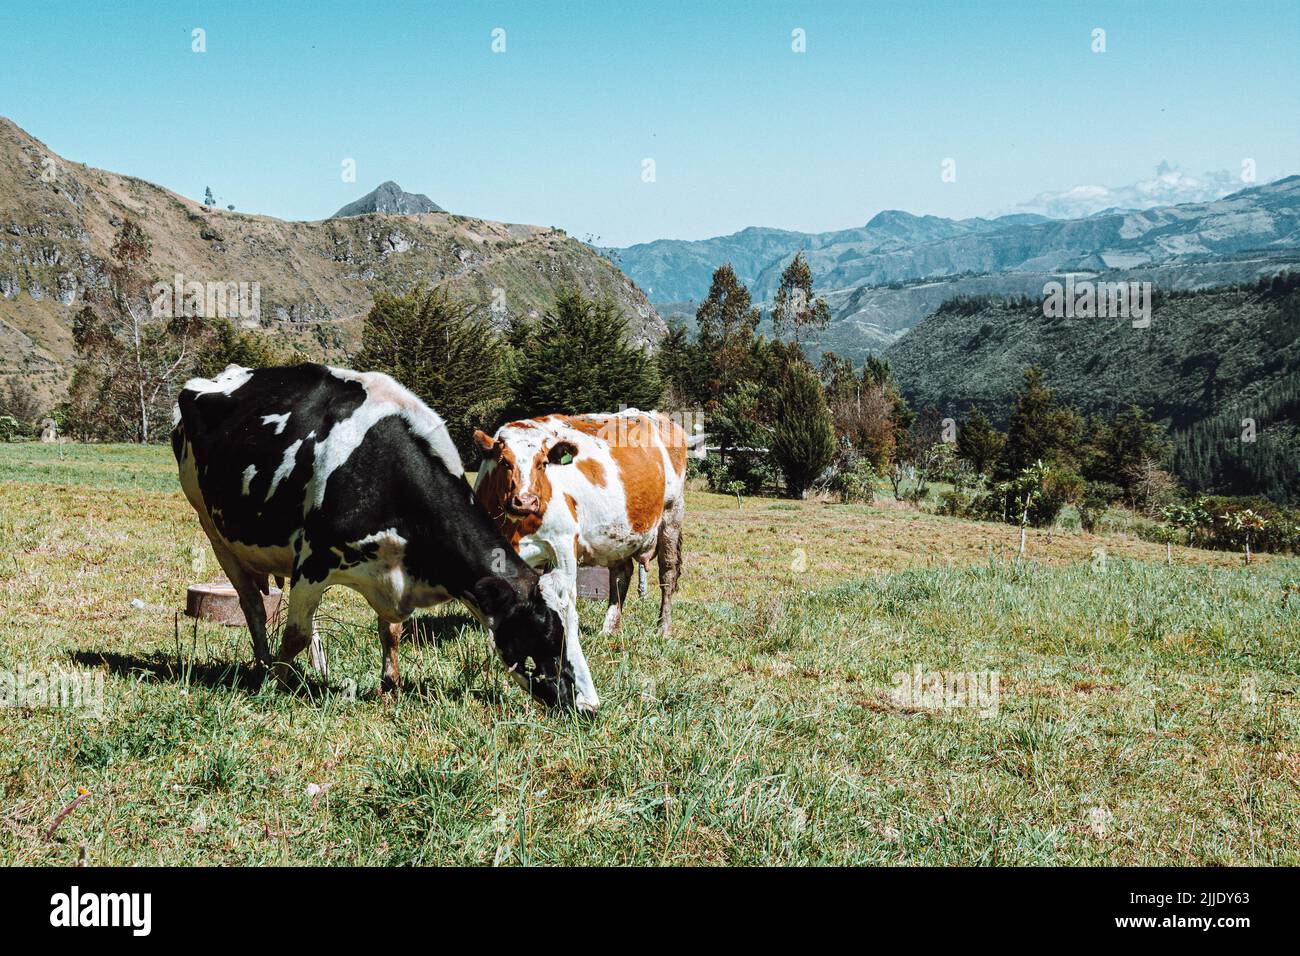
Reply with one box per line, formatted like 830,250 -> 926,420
473,410 -> 688,704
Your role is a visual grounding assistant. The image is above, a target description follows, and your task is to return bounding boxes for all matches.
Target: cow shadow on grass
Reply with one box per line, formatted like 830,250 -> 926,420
68,650 -> 332,699
70,611 -> 481,704
406,611 -> 476,648
72,647 -> 565,713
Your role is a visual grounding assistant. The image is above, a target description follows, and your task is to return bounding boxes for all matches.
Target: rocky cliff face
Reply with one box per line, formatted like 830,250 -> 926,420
0,117 -> 663,404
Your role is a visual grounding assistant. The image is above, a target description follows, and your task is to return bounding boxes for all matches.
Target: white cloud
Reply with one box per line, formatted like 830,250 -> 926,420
1012,162 -> 1241,219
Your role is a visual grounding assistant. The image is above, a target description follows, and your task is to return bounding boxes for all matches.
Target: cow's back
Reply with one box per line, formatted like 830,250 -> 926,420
555,410 -> 687,514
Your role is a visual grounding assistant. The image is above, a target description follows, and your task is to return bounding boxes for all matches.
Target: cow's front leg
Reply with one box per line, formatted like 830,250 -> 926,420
379,617 -> 402,695
274,578 -> 325,688
544,546 -> 599,713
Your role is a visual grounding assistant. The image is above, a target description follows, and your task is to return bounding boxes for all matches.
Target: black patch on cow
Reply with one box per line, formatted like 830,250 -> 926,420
176,364 -> 367,550
297,414 -> 524,594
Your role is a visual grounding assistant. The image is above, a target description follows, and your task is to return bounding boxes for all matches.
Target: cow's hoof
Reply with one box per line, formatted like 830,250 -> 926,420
272,663 -> 298,691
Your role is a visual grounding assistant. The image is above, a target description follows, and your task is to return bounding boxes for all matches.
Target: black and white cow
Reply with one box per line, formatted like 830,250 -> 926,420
172,362 -> 597,710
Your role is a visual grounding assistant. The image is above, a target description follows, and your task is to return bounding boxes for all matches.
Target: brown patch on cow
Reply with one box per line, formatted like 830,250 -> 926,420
550,413 -> 668,533
564,493 -> 579,521
556,415 -> 607,438
577,457 -> 607,487
609,419 -> 665,533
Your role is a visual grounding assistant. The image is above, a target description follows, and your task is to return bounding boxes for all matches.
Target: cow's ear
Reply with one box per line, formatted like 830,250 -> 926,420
474,429 -> 500,459
472,576 -> 516,623
547,440 -> 579,465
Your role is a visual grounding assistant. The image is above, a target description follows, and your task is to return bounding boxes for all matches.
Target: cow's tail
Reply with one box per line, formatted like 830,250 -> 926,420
672,524 -> 683,596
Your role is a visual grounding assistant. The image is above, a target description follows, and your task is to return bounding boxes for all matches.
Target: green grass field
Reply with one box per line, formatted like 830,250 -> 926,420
1,443 -> 1296,865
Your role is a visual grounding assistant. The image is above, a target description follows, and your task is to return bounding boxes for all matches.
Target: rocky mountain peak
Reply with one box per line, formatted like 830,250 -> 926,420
331,181 -> 444,218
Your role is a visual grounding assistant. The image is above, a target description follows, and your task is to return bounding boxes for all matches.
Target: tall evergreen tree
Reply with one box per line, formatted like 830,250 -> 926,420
1083,405 -> 1171,491
509,288 -> 662,421
818,351 -> 859,408
862,354 -> 893,389
998,366 -> 1082,478
656,319 -> 710,407
694,264 -> 760,392
956,405 -> 1006,476
771,361 -> 836,498
356,286 -> 510,458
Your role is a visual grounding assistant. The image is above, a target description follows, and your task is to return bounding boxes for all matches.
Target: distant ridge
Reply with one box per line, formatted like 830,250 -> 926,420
331,181 -> 444,218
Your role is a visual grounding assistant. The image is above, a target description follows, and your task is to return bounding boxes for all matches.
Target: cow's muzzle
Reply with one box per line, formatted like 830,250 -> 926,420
514,657 -> 580,712
506,492 -> 540,518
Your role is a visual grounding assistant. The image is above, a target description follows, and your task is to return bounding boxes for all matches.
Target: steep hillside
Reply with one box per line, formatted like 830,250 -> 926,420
0,117 -> 662,405
809,250 -> 1300,365
884,275 -> 1300,500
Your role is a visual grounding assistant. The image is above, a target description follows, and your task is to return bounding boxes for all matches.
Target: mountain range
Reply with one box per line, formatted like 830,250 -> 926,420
612,177 -> 1300,362
0,117 -> 661,406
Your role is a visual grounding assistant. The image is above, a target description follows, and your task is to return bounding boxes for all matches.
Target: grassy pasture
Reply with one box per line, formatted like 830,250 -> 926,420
0,443 -> 1296,865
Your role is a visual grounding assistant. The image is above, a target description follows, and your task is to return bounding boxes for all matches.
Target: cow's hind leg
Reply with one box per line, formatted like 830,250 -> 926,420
205,535 -> 271,668
602,560 -> 634,634
380,617 -> 402,695
655,501 -> 685,637
307,627 -> 329,677
274,577 -> 325,689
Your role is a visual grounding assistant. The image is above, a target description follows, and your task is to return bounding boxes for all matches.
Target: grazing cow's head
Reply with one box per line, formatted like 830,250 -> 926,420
473,426 -> 579,525
473,576 -> 579,710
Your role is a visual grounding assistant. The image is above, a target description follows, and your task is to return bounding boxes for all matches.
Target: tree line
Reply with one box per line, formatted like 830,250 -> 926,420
8,222 -> 1297,556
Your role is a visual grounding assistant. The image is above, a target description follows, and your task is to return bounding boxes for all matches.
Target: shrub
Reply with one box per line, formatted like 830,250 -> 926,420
936,490 -> 965,517
830,457 -> 877,503
0,415 -> 36,442
1200,497 -> 1299,555
1078,480 -> 1122,533
700,452 -> 780,496
1028,468 -> 1084,527
706,382 -> 781,494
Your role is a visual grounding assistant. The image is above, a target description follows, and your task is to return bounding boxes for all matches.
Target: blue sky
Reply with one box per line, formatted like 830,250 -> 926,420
3,0 -> 1298,246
